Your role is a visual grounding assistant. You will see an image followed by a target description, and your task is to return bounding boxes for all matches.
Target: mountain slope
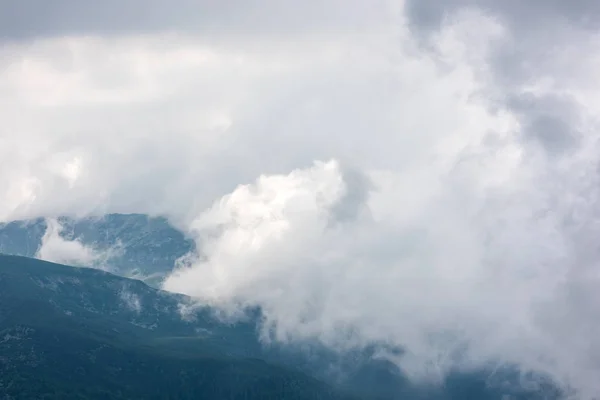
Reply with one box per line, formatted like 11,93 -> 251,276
0,213 -> 563,400
0,214 -> 194,286
0,255 -> 355,400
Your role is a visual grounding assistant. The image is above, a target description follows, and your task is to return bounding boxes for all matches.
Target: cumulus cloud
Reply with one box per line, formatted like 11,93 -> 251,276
2,0 -> 600,398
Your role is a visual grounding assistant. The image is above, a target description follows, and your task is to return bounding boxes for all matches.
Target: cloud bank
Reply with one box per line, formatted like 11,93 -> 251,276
2,0 -> 600,398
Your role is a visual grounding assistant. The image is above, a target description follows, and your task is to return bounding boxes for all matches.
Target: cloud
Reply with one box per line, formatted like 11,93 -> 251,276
405,0 -> 600,33
0,13 -> 502,224
119,286 -> 143,313
0,0 -> 394,40
404,0 -> 600,164
2,1 -> 600,398
161,148 -> 600,396
36,218 -> 105,267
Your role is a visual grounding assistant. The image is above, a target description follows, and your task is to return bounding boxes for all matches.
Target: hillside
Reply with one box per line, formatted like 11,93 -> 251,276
0,254 -> 354,400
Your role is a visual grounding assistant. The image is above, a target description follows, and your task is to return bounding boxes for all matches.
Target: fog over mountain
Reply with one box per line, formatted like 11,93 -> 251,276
2,0 -> 600,398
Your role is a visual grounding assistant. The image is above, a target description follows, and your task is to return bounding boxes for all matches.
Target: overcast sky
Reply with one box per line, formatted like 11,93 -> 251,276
2,1 -> 600,398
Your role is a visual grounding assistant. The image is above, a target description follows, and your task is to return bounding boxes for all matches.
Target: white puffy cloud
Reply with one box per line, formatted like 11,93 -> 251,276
3,1 -> 600,398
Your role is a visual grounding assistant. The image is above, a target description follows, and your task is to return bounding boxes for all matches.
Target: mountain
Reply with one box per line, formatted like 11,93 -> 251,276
0,254 -> 355,400
0,254 -> 562,400
0,214 -> 194,287
0,215 -> 562,399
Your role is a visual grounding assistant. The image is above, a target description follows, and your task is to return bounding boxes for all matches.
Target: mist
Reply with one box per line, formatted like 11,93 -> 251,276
2,1 -> 600,398
36,218 -> 107,268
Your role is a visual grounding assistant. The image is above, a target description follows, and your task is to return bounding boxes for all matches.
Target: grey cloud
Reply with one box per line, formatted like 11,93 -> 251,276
507,93 -> 581,155
405,0 -> 598,159
0,0 -> 229,39
329,167 -> 373,224
0,0 -> 390,40
405,0 -> 600,33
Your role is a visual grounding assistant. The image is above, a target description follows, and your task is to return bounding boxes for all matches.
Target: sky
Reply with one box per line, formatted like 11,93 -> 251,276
2,0 -> 600,398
